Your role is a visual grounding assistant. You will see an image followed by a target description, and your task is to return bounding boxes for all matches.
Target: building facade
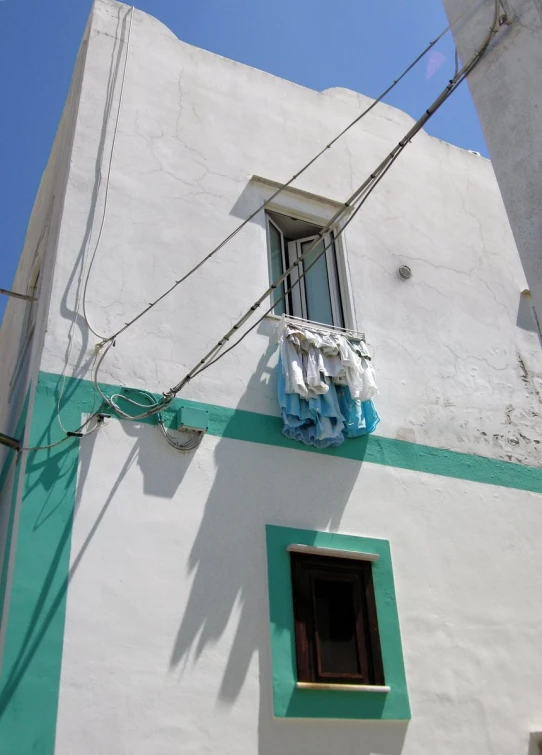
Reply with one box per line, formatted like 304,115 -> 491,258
1,1 -> 542,753
442,0 -> 542,324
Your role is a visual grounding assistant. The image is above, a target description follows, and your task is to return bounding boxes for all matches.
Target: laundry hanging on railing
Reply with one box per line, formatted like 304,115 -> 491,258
275,317 -> 379,448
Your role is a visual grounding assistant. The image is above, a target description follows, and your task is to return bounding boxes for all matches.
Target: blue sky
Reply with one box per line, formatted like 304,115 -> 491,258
0,0 -> 486,324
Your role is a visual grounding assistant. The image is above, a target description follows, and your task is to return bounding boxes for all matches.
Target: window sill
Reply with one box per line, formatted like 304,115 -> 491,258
296,682 -> 391,693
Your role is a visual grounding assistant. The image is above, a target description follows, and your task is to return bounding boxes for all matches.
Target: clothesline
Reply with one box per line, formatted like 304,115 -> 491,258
274,316 -> 379,448
279,314 -> 366,343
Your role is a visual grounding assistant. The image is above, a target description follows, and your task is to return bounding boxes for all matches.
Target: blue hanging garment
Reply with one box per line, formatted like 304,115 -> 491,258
278,354 -> 379,448
336,385 -> 380,438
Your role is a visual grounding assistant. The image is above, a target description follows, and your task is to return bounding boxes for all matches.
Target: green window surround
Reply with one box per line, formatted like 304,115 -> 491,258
265,524 -> 410,719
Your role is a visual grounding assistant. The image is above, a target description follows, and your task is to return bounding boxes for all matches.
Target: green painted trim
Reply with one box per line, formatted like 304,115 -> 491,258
0,368 -> 540,752
0,465 -> 22,630
38,370 -> 542,493
0,392 -> 30,628
0,376 -> 82,755
265,524 -> 410,719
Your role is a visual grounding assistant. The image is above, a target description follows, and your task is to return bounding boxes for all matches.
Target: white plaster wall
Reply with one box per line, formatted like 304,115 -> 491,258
19,3 -> 541,751
40,0 -> 542,467
54,419 -> 542,755
441,0 -> 542,326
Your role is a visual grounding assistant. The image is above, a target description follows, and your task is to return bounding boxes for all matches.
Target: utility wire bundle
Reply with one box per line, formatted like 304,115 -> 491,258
23,0 -> 506,450
93,0 -> 504,423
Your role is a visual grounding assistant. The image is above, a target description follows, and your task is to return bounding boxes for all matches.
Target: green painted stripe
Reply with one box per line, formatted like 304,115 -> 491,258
0,460 -> 24,632
38,370 -> 542,493
202,403 -> 542,493
0,379 -> 80,755
0,391 -> 30,628
0,391 -> 29,497
1,368 -> 541,754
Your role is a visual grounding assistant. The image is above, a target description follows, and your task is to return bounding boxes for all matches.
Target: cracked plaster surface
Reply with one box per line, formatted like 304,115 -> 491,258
35,0 -> 542,468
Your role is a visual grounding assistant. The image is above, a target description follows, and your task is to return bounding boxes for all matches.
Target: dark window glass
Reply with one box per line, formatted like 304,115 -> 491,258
290,553 -> 384,686
313,577 -> 360,675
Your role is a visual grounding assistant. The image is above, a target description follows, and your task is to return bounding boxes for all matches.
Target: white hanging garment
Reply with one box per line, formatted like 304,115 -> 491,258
275,316 -> 378,401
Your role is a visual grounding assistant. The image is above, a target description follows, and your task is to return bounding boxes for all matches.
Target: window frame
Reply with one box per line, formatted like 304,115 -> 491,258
290,551 -> 385,687
265,213 -> 288,317
265,524 -> 411,720
259,196 -> 355,331
265,211 -> 345,328
286,232 -> 344,328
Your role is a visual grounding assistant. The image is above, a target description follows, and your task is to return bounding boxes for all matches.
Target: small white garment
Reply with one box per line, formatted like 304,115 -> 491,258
274,315 -> 378,401
279,335 -> 307,397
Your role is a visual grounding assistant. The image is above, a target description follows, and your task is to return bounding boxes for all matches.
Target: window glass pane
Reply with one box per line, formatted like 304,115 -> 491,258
328,234 -> 345,328
301,239 -> 333,325
313,577 -> 360,675
268,221 -> 286,316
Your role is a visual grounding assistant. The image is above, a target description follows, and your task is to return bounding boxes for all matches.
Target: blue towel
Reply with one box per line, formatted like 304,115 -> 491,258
278,355 -> 379,448
337,385 -> 380,438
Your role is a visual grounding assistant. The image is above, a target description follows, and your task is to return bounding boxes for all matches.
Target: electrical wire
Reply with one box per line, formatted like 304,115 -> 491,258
158,422 -> 204,452
91,0 -> 503,422
20,412 -> 105,453
55,5 -> 135,440
85,0 -> 485,349
193,153 -> 404,379
92,342 -> 168,420
90,384 -> 203,451
82,5 -> 135,340
92,151 -> 389,418
159,0 -> 503,401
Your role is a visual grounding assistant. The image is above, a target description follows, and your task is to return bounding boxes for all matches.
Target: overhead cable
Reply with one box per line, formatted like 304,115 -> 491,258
88,0 -> 484,347
158,421 -> 204,452
192,152 -> 404,380
55,6 -> 135,441
20,412 -> 106,453
93,0 -> 504,422
82,5 -> 135,339
159,0 -> 504,403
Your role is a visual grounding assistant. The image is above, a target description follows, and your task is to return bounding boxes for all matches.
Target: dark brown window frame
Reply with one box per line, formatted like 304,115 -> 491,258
290,552 -> 385,686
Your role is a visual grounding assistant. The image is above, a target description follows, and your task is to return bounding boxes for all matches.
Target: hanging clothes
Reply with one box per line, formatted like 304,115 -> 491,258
275,318 -> 380,448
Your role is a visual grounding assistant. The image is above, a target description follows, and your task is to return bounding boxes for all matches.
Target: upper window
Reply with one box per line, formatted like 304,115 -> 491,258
266,210 -> 344,328
290,550 -> 384,686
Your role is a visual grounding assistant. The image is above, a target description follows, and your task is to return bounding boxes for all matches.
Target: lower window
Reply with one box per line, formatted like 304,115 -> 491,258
265,525 -> 410,719
290,552 -> 384,686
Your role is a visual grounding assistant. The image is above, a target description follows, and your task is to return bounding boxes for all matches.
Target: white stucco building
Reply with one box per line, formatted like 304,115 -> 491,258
1,1 -> 542,753
442,0 -> 542,324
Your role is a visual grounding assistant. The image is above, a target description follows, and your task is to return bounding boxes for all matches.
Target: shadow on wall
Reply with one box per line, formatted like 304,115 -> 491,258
113,419 -> 193,498
517,290 -> 542,349
229,178 -> 262,222
58,3 -> 132,391
0,422 -> 103,718
0,356 -> 405,753
0,403 -> 194,720
169,345 -> 408,754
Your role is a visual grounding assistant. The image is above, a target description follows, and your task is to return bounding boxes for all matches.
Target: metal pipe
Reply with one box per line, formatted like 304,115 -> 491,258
0,433 -> 21,452
0,288 -> 37,302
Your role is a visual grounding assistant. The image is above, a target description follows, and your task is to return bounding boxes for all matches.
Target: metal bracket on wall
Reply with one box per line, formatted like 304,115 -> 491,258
0,433 -> 21,452
0,288 -> 37,302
